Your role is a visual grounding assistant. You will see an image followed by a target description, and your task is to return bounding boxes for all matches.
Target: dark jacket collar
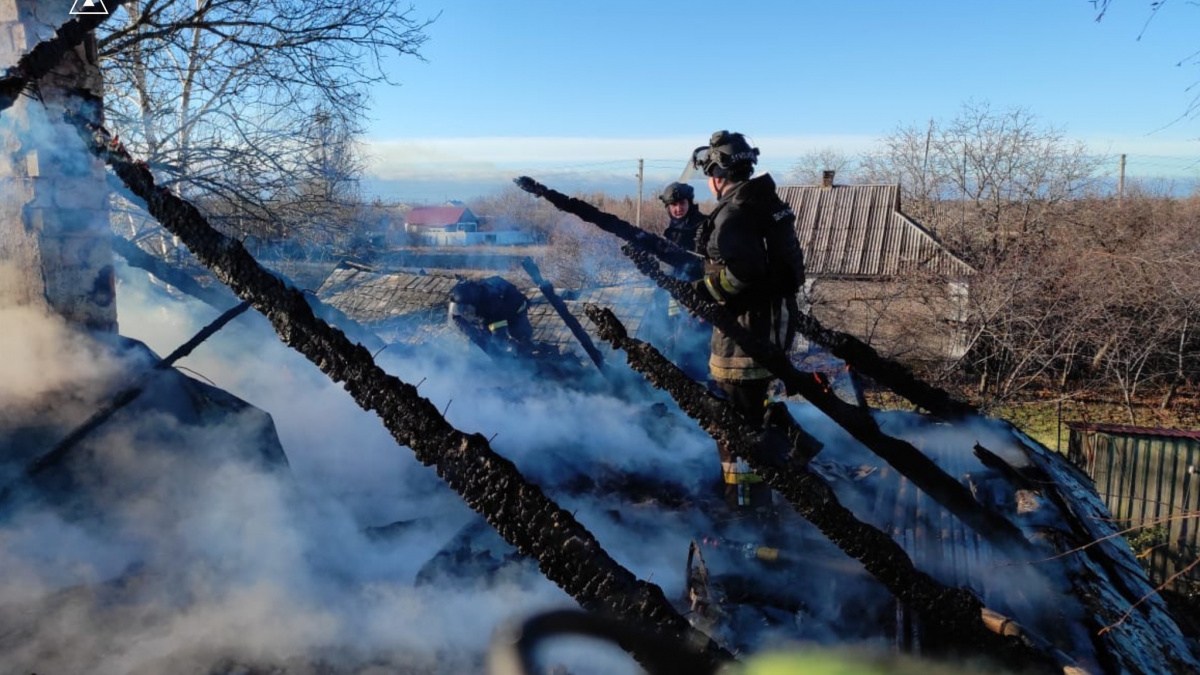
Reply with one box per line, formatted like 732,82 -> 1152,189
719,173 -> 778,206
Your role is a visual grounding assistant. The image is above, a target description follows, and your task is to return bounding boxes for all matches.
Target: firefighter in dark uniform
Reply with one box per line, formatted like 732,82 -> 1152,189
658,182 -> 712,381
448,276 -> 534,354
690,130 -> 805,517
661,181 -> 705,252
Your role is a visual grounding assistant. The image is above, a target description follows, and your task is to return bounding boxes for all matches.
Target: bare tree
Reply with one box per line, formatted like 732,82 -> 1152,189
861,101 -> 1106,265
271,107 -> 367,256
858,120 -> 948,228
98,0 -> 434,243
786,147 -> 859,185
958,184 -> 1200,422
469,185 -> 562,245
1093,0 -> 1200,122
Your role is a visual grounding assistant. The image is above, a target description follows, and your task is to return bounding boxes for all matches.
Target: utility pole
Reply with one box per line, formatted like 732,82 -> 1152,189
636,158 -> 644,228
921,118 -> 933,193
1118,153 -> 1126,199
961,146 -> 967,231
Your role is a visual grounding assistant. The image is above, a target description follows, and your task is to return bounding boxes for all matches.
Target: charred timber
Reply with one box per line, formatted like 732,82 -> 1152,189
617,241 -> 1035,555
974,442 -> 1153,639
513,176 -> 975,420
514,176 -> 705,277
68,117 -> 732,670
0,1 -> 125,112
110,175 -> 387,354
585,305 -> 1064,674
111,233 -> 239,311
519,256 -> 606,371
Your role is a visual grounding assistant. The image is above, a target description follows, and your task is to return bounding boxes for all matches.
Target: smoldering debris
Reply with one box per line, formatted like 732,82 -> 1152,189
70,115 -> 734,671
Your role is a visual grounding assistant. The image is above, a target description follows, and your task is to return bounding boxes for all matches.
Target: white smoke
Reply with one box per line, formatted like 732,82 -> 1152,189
0,260 -> 731,673
0,264 -> 133,411
2,249 -> 1152,674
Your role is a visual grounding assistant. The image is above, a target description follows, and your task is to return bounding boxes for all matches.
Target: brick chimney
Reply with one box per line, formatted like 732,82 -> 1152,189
0,1 -> 117,332
821,170 -> 836,188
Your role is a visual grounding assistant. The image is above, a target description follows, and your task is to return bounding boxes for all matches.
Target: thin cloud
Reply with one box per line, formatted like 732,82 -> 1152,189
361,134 -> 882,182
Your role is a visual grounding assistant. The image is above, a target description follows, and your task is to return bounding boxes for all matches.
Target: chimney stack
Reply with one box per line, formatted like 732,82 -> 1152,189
821,170 -> 836,189
0,2 -> 117,333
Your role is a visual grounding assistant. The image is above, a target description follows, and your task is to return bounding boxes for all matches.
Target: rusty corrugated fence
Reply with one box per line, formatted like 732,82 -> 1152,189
1068,423 -> 1200,593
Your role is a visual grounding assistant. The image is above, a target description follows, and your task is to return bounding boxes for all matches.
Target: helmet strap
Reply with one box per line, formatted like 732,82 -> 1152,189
709,175 -> 727,199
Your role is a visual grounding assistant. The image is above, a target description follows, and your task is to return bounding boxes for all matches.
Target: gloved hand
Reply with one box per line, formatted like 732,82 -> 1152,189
689,277 -> 721,304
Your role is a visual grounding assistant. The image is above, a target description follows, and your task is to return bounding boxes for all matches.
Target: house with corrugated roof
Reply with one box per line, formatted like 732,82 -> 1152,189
403,205 -> 479,243
403,205 -> 533,247
778,171 -> 975,362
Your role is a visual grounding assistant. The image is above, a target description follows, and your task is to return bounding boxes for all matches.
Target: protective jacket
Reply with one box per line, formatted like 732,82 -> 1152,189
662,203 -> 706,318
697,173 -> 801,382
450,276 -> 533,343
663,203 -> 705,254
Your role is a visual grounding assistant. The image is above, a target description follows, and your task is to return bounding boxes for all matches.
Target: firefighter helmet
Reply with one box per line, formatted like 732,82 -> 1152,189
659,182 -> 695,205
691,130 -> 759,178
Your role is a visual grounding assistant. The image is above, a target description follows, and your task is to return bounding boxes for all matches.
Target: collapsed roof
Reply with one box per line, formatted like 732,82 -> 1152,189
3,13 -> 1199,674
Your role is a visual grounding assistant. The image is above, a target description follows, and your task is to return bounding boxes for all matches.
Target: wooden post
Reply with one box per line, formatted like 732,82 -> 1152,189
635,158 -> 644,228
1118,153 -> 1126,199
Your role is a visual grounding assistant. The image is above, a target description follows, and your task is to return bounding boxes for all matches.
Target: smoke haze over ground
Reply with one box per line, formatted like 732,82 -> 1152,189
0,262 -> 727,673
3,254 -> 1193,674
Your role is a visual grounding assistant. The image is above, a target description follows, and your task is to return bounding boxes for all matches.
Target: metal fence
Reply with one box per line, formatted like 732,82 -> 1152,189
1067,423 -> 1200,594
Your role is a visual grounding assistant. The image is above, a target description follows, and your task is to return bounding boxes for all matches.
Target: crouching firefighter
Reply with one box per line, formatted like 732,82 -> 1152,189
448,276 -> 535,356
689,130 -> 806,518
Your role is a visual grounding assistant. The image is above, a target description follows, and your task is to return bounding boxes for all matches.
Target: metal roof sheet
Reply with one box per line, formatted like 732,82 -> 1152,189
404,206 -> 473,227
526,282 -> 658,357
777,184 -> 975,278
317,266 -> 660,359
317,267 -> 459,324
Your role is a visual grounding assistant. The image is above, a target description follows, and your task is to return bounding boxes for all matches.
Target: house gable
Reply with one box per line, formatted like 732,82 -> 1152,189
777,183 -> 974,278
404,206 -> 478,232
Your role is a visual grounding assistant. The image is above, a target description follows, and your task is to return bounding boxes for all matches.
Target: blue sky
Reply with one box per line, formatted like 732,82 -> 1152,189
361,0 -> 1200,203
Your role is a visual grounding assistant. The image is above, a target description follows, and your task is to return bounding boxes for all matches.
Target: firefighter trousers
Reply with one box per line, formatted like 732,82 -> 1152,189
714,378 -> 773,514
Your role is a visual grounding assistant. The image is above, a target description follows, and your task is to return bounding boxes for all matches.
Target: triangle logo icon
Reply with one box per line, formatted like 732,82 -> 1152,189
70,0 -> 109,14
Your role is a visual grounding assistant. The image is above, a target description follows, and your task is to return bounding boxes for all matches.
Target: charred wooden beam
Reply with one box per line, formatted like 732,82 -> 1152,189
514,176 -> 705,277
513,176 -> 975,420
585,305 -> 1067,675
68,116 -> 732,671
110,177 -> 387,355
790,310 -> 974,418
611,236 -> 1034,555
519,256 -> 606,372
975,442 -> 1153,630
111,233 -> 239,311
0,1 -> 125,112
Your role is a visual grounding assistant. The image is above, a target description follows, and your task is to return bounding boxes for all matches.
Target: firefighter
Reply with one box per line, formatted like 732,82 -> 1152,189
448,276 -> 534,354
689,130 -> 806,518
657,182 -> 711,381
660,181 -> 704,252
